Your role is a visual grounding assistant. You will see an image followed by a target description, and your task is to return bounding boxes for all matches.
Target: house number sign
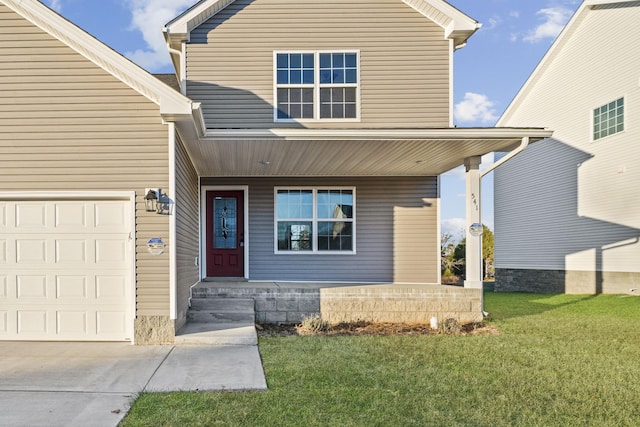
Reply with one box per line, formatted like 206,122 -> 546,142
147,237 -> 165,256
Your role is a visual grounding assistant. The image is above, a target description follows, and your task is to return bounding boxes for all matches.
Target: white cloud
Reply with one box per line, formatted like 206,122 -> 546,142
441,218 -> 466,239
523,7 -> 573,43
454,92 -> 498,125
509,11 -> 520,19
485,16 -> 501,30
44,0 -> 63,12
123,0 -> 194,71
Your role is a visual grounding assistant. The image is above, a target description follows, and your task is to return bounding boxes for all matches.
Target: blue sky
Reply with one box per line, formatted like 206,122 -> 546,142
42,0 -> 581,240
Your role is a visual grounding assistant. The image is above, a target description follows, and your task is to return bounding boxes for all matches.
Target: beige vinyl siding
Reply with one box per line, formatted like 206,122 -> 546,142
174,134 -> 200,330
0,5 -> 170,315
202,176 -> 439,283
495,3 -> 640,274
187,0 -> 450,129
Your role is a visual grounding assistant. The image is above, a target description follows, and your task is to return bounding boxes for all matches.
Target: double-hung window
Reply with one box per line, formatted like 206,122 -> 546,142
275,52 -> 359,121
593,97 -> 624,141
275,188 -> 355,253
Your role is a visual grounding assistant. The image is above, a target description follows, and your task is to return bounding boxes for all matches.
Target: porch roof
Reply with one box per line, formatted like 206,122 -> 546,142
177,127 -> 553,177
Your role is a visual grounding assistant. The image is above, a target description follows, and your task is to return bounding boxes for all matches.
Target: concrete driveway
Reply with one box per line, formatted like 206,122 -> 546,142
0,342 -> 267,427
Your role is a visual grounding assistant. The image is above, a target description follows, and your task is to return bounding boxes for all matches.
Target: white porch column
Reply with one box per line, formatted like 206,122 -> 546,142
464,156 -> 483,289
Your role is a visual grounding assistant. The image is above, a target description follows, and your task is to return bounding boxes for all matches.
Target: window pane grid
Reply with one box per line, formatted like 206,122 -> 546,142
593,97 -> 624,140
276,188 -> 355,252
276,51 -> 358,120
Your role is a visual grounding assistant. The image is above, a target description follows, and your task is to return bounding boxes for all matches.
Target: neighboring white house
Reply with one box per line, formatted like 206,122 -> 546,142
495,0 -> 640,294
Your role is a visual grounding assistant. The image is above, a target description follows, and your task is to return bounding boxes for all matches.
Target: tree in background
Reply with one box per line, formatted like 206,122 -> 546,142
482,225 -> 495,278
447,225 -> 495,280
440,232 -> 463,283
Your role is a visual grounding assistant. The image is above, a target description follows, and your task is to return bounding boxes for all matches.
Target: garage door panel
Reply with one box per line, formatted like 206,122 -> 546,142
15,203 -> 49,229
97,311 -> 127,335
55,203 -> 88,228
0,275 -> 6,297
57,311 -> 88,335
56,239 -> 88,263
94,202 -> 130,230
16,239 -> 48,264
96,275 -> 128,299
17,275 -> 48,298
1,199 -> 133,341
0,311 -> 7,334
56,275 -> 88,298
17,310 -> 48,334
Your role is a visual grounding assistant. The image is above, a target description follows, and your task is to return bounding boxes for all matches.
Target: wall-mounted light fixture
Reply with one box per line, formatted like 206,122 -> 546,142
144,188 -> 173,215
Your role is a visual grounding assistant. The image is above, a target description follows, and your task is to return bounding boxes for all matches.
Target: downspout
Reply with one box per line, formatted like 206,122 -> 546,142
168,122 -> 177,321
480,136 -> 530,178
166,43 -> 187,96
475,136 -> 530,316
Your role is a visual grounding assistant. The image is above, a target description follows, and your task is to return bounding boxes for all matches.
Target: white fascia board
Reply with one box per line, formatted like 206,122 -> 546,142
498,3 -> 590,125
3,0 -> 193,118
164,0 -> 236,39
204,127 -> 553,141
402,0 -> 480,46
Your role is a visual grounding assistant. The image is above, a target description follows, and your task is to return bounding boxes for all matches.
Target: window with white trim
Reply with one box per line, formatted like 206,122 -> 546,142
593,97 -> 624,141
275,52 -> 359,121
275,188 -> 355,253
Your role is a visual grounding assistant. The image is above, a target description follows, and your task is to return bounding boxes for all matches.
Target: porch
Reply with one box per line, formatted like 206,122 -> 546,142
189,281 -> 484,325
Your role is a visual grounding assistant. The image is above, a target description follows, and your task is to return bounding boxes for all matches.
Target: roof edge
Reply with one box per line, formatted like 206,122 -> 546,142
164,0 -> 481,49
2,0 -> 193,117
497,1 -> 633,125
203,127 -> 553,141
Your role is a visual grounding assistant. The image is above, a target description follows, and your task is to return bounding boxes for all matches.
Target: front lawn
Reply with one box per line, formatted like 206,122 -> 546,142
121,293 -> 640,426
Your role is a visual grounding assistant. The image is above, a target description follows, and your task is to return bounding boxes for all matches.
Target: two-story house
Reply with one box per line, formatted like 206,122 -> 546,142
494,0 -> 640,294
0,0 -> 550,344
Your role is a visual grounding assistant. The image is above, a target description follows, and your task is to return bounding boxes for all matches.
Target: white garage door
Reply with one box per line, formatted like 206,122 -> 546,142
0,199 -> 133,341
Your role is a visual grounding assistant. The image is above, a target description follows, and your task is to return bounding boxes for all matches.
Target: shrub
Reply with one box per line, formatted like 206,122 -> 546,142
296,314 -> 330,335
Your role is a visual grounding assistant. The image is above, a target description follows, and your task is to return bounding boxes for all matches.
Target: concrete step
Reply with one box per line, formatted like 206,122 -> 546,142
189,298 -> 255,312
175,322 -> 257,346
187,298 -> 255,324
187,310 -> 255,323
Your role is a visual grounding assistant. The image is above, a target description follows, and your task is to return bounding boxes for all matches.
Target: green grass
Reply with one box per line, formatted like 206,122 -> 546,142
121,293 -> 640,427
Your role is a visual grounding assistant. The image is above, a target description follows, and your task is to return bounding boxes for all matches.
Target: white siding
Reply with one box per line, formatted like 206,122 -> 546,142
496,3 -> 640,274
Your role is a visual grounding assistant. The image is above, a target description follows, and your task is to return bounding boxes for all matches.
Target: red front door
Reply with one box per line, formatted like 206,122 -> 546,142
206,190 -> 245,277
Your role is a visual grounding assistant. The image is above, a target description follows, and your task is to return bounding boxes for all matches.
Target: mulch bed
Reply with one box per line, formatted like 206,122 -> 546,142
256,321 -> 499,337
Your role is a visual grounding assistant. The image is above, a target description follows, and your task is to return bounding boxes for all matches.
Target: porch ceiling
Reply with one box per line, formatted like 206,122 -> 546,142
180,128 -> 553,177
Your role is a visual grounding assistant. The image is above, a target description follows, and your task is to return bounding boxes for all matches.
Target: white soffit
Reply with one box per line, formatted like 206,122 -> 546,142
1,0 -> 193,117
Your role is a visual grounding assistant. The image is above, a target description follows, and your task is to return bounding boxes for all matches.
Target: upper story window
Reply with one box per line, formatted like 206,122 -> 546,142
275,51 -> 359,121
593,97 -> 624,141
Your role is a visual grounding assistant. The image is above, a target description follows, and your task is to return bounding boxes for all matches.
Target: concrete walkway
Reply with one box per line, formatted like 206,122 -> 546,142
0,342 -> 267,427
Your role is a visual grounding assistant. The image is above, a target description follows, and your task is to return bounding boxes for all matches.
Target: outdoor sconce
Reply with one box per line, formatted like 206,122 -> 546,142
144,188 -> 173,215
469,222 -> 483,237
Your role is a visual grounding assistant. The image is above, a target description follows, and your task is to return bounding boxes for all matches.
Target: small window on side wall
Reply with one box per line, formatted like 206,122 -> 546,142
593,97 -> 624,141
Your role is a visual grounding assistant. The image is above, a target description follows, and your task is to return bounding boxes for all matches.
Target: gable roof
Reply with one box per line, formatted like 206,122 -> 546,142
1,0 -> 194,119
498,0 -> 639,125
164,0 -> 480,52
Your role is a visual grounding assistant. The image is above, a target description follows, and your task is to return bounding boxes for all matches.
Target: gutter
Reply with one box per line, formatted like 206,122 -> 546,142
480,136 -> 530,178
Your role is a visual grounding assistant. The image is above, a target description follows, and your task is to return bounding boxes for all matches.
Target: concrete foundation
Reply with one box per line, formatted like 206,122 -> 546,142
134,315 -> 176,345
495,268 -> 640,295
